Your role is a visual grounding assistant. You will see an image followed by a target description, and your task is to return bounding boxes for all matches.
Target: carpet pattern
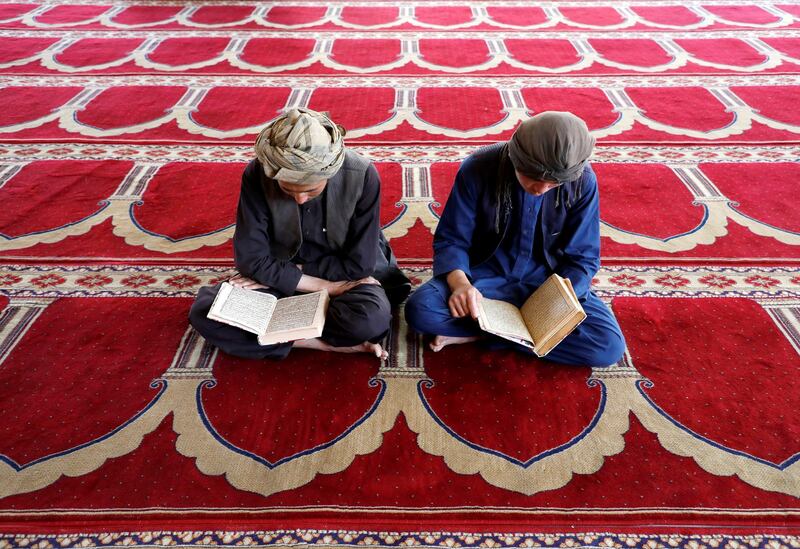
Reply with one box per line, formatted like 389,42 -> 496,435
0,0 -> 798,544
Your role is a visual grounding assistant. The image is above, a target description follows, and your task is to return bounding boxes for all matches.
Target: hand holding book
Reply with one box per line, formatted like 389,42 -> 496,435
327,276 -> 381,296
446,269 -> 483,319
477,273 -> 586,357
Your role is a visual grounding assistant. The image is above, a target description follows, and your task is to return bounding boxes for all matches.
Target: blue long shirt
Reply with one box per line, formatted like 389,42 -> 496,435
471,186 -> 549,307
433,145 -> 601,301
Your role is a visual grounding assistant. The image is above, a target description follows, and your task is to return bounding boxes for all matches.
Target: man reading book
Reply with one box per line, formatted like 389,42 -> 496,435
404,111 -> 626,367
190,108 -> 409,360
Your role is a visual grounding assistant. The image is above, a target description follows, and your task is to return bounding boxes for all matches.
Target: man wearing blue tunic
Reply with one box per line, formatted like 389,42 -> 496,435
404,112 -> 625,368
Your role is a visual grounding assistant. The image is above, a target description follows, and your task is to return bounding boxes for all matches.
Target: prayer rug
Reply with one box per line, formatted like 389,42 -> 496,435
0,0 -> 798,546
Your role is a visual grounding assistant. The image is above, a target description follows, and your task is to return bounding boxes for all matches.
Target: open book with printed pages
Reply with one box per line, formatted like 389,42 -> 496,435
207,282 -> 329,346
477,273 -> 586,357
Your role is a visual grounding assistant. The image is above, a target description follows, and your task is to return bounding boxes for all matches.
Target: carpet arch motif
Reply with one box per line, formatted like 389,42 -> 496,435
4,80 -> 800,139
1,158 -> 799,254
3,3 -> 796,32
0,298 -> 798,499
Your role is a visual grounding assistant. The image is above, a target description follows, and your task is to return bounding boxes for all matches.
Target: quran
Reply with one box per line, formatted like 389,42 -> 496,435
207,282 -> 329,345
477,273 -> 586,357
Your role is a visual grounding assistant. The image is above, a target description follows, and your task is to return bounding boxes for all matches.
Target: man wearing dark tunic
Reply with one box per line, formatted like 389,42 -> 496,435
404,112 -> 625,367
189,108 -> 409,360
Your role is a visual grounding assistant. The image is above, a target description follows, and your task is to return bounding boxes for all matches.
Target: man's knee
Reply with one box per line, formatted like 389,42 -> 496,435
188,284 -> 218,338
187,284 -> 292,360
405,279 -> 449,334
404,287 -> 428,332
585,329 -> 626,368
573,295 -> 626,368
330,284 -> 392,342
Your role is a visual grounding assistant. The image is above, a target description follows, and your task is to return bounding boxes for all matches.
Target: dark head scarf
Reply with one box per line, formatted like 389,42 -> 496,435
494,112 -> 595,231
508,111 -> 595,183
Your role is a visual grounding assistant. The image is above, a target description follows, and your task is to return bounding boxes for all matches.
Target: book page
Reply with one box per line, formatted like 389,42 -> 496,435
520,275 -> 580,348
479,297 -> 534,347
208,282 -> 277,336
266,291 -> 325,334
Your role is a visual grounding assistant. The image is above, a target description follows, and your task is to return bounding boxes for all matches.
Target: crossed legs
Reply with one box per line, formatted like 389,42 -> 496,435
189,282 -> 392,360
404,276 -> 626,368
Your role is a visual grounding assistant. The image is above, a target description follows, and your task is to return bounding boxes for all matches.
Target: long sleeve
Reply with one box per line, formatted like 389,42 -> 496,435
302,164 -> 381,281
233,162 -> 303,296
432,160 -> 479,279
553,170 -> 601,298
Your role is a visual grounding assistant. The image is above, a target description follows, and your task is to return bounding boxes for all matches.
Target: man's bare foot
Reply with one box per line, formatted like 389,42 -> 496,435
430,335 -> 482,352
294,338 -> 388,359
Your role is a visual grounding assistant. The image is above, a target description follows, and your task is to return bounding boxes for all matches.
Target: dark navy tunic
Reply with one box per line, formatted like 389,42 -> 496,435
188,161 -> 390,360
232,160 -> 382,296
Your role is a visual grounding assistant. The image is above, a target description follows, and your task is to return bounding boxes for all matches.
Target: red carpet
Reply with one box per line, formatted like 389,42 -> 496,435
0,1 -> 799,545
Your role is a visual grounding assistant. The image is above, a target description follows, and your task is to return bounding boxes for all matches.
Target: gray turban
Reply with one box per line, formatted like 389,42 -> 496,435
254,108 -> 346,185
508,111 -> 595,184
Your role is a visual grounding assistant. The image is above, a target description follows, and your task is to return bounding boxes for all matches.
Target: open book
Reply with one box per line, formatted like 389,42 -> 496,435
207,282 -> 329,346
477,273 -> 586,357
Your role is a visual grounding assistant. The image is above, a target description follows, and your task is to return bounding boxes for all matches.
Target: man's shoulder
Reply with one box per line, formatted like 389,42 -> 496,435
451,143 -> 505,198
470,142 -> 505,161
576,162 -> 598,191
341,149 -> 371,172
331,150 -> 379,201
459,142 -> 504,176
558,162 -> 598,212
243,158 -> 262,181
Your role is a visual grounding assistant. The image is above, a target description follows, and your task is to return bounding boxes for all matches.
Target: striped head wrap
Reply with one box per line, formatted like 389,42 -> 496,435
254,108 -> 346,185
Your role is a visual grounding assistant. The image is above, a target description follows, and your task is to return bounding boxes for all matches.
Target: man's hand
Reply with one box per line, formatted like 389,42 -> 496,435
448,283 -> 482,319
296,273 -> 380,296
327,276 -> 380,297
229,274 -> 269,290
446,270 -> 482,320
